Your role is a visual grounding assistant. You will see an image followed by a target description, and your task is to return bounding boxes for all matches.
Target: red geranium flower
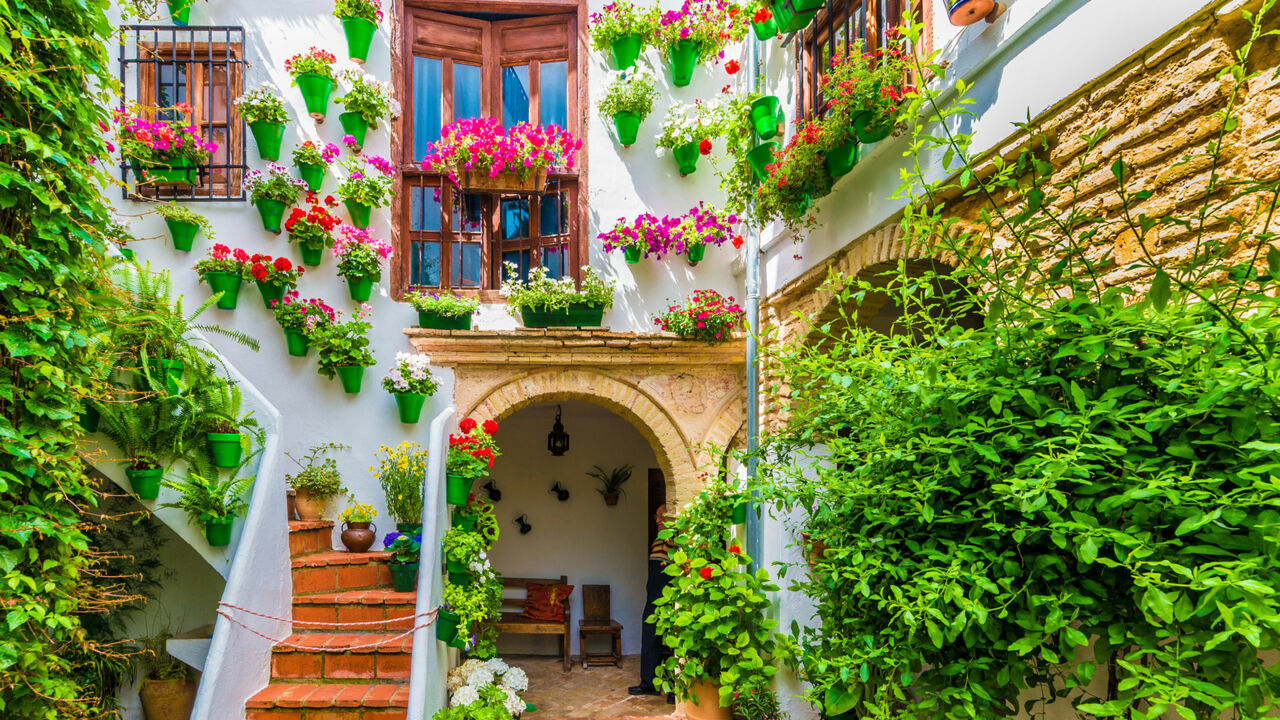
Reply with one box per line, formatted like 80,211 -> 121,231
753,6 -> 772,23
251,263 -> 267,280
274,256 -> 293,271
725,60 -> 740,75
232,248 -> 249,263
459,418 -> 478,433
728,544 -> 741,554
732,235 -> 744,249
324,194 -> 338,207
698,138 -> 712,155
482,419 -> 498,435
699,567 -> 714,580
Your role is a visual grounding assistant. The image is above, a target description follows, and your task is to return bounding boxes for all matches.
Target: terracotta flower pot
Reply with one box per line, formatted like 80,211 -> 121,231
139,677 -> 196,720
677,680 -> 730,720
294,489 -> 329,521
603,492 -> 620,506
341,521 -> 377,552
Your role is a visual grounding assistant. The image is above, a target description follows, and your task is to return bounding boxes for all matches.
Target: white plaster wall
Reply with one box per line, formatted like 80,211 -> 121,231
485,402 -> 657,657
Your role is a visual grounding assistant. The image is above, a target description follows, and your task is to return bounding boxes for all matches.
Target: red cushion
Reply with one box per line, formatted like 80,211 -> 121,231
521,583 -> 573,622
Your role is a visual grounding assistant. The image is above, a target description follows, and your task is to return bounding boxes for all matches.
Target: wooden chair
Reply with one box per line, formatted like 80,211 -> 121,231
577,584 -> 623,668
495,576 -> 572,672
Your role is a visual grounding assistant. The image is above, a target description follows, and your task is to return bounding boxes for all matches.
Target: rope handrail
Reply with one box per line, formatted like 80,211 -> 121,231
215,604 -> 440,652
217,601 -> 439,628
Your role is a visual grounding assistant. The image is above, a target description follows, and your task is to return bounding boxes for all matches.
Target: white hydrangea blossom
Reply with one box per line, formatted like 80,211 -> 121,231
501,687 -> 525,717
499,667 -> 528,692
484,658 -> 509,675
450,685 -> 480,708
463,666 -> 495,688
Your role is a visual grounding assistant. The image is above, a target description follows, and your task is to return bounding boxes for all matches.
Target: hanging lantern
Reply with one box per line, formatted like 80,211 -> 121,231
547,405 -> 570,456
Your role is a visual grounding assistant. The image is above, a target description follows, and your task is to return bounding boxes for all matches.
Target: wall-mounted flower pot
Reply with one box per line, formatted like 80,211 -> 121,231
746,141 -> 779,181
341,521 -> 377,552
668,39 -> 699,87
853,110 -> 894,144
391,561 -> 419,593
947,0 -> 996,26
623,246 -> 642,264
613,111 -> 641,147
453,514 -> 477,532
254,198 -> 287,234
345,200 -> 372,228
672,142 -> 700,176
294,489 -> 328,521
166,0 -> 192,25
395,392 -> 428,424
205,517 -> 233,547
165,218 -> 200,252
283,328 -> 310,357
603,492 -> 620,506
257,280 -> 286,309
125,466 -> 163,501
207,432 -> 244,469
448,570 -> 472,587
204,272 -> 243,310
296,72 -> 335,122
339,112 -> 370,152
417,310 -> 472,330
770,0 -> 818,33
143,358 -> 185,396
446,474 -> 474,506
749,96 -> 784,140
297,244 -> 324,268
248,121 -> 286,162
519,302 -> 605,328
141,160 -> 196,186
824,136 -> 860,178
342,17 -> 378,63
752,16 -> 779,40
456,167 -> 547,194
610,32 -> 644,70
297,163 -> 325,192
732,501 -> 748,524
334,365 -> 365,394
346,274 -> 376,302
685,243 -> 706,267
79,404 -> 100,433
437,607 -> 463,644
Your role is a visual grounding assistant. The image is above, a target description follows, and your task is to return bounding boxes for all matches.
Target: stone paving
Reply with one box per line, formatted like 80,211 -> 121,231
512,655 -> 672,720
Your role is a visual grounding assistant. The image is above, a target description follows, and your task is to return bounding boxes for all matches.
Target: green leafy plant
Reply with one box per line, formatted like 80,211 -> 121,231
137,633 -> 190,682
733,683 -> 788,720
334,69 -> 398,127
372,441 -> 426,523
333,0 -> 382,23
713,91 -> 762,218
113,263 -> 259,361
453,495 -> 500,543
96,390 -> 186,471
406,290 -> 480,317
161,469 -> 255,523
500,263 -> 615,313
336,154 -> 396,208
154,202 -> 215,240
285,443 -> 348,499
442,573 -> 502,657
245,163 -> 308,204
272,291 -> 337,337
310,305 -> 375,377
599,70 -> 658,119
444,526 -> 491,568
588,0 -> 653,52
384,532 -> 420,564
586,464 -> 633,497
233,83 -> 290,125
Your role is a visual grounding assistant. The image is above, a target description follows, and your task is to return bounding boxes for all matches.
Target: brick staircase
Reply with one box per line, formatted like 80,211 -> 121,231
245,520 -> 416,720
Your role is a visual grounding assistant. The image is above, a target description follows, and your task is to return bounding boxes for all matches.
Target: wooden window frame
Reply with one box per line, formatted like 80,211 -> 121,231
391,0 -> 588,301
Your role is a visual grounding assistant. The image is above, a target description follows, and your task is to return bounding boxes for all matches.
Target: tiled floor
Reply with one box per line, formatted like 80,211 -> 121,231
512,655 -> 673,720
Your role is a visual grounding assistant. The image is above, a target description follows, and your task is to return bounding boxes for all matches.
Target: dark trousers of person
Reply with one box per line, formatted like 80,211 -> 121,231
639,558 -> 672,688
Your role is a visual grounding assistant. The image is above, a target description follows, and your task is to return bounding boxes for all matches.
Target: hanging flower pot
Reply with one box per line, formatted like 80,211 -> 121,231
395,393 -> 428,424
165,218 -> 200,252
339,112 -> 370,152
207,432 -> 244,469
613,112 -> 642,147
668,39 -> 699,87
204,272 -> 243,310
852,110 -> 895,144
254,198 -> 287,234
746,141 -> 778,180
334,365 -> 365,394
79,404 -> 100,433
947,0 -> 996,26
457,166 -> 548,194
296,72 -> 335,122
141,159 -> 196,186
417,311 -> 472,330
824,136 -> 860,178
297,162 -> 326,192
770,0 -> 818,33
341,17 -> 378,63
345,200 -> 372,229
205,517 -> 234,547
623,246 -> 642,264
125,466 -> 163,501
610,32 -> 644,70
166,0 -> 193,25
453,514 -> 477,532
732,501 -> 749,525
749,96 -> 784,140
519,302 -> 606,328
752,15 -> 779,40
391,562 -> 419,593
436,607 -> 462,643
446,474 -> 474,506
248,121 -> 286,162
297,244 -> 324,268
685,243 -> 706,267
340,521 -> 377,552
283,328 -> 310,357
672,142 -> 699,176
143,358 -> 185,396
256,280 -> 286,309
346,274 -> 376,302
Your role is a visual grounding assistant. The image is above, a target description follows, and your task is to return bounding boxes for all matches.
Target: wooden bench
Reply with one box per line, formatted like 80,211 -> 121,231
495,576 -> 572,671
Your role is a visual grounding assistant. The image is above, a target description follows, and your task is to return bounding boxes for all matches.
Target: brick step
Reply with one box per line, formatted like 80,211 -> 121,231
248,711 -> 404,720
246,682 -> 408,719
271,634 -> 413,681
290,521 -> 335,558
292,552 -> 393,595
293,590 -> 417,631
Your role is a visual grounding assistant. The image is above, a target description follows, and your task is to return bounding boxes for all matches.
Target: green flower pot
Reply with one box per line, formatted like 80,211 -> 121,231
790,0 -> 825,10
79,404 -> 100,433
341,16 -> 378,63
395,392 -> 428,424
296,72 -> 335,121
672,142 -> 699,176
254,198 -> 287,233
437,608 -> 463,645
125,467 -> 163,501
623,246 -> 642,264
390,561 -> 419,593
732,501 -> 748,525
746,141 -> 779,181
256,280 -> 287,309
825,136 -> 860,178
166,0 -> 192,25
143,358 -> 185,396
446,474 -> 474,506
205,517 -> 234,547
298,244 -> 324,267
204,272 -> 243,310
396,522 -> 423,536
445,558 -> 468,576
613,111 -> 641,147
207,432 -> 243,469
335,365 -> 365,394
248,120 -> 286,161
345,200 -> 372,228
339,112 -> 370,152
610,32 -> 644,70
141,160 -> 195,186
283,328 -> 310,357
668,39 -> 699,87
685,243 -> 706,266
346,274 -> 375,302
453,514 -> 477,532
448,571 -> 472,587
752,16 -> 779,40
749,95 -> 784,140
417,311 -> 472,330
297,162 -> 326,192
519,302 -> 605,328
853,110 -> 894,144
771,0 -> 818,32
165,218 -> 200,251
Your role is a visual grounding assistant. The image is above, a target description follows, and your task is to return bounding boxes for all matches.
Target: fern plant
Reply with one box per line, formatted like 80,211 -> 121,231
161,468 -> 256,523
96,395 -> 186,471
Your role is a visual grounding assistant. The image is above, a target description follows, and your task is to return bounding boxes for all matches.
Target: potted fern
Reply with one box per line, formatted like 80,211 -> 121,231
587,464 -> 633,506
188,374 -> 259,469
96,396 -> 180,501
161,467 -> 255,547
600,71 -> 658,147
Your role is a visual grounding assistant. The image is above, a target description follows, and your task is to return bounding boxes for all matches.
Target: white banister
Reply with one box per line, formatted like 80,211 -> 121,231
407,405 -> 455,720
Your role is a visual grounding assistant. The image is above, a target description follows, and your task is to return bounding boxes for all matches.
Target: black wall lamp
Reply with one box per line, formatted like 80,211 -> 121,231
515,514 -> 532,534
547,405 -> 570,456
549,482 -> 570,502
483,480 -> 502,502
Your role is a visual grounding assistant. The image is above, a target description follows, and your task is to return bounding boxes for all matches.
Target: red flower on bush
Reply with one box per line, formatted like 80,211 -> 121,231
324,194 -> 338,207
699,138 -> 712,155
482,419 -> 499,435
459,418 -> 478,433
753,6 -> 772,23
699,567 -> 714,580
725,60 -> 740,75
729,544 -> 741,554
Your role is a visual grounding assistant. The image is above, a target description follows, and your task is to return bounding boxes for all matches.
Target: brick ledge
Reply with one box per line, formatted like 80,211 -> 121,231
404,328 -> 746,367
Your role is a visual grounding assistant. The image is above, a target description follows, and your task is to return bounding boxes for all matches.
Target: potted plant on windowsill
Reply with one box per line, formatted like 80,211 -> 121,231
245,163 -> 307,233
311,304 -> 375,394
234,83 -> 291,162
194,244 -> 250,310
272,291 -> 336,358
408,291 -> 480,330
587,464 -> 633,506
154,202 -> 213,252
673,203 -> 738,266
600,70 -> 659,147
286,47 -> 339,122
292,141 -> 340,192
446,418 -> 501,504
286,196 -> 342,267
115,104 -> 217,187
337,499 -> 378,552
501,263 -> 616,328
655,289 -> 744,343
285,443 -> 349,521
334,69 -> 399,152
382,353 -> 439,424
599,211 -> 680,264
375,442 -> 427,532
383,531 -> 422,593
333,224 -> 392,302
422,117 -> 581,194
650,0 -> 746,87
335,154 -> 395,228
589,0 -> 652,70
657,100 -> 725,177
334,0 -> 384,63
247,252 -> 304,309
161,468 -> 255,547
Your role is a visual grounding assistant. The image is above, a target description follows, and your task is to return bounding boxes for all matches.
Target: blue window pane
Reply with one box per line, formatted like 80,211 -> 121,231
454,63 -> 481,121
413,57 -> 442,161
502,250 -> 531,282
453,243 -> 482,287
413,242 -> 441,287
157,64 -> 188,120
410,185 -> 443,232
502,65 -> 530,128
539,61 -> 568,128
502,198 -> 530,240
542,245 -> 567,279
452,193 -> 483,233
539,192 -> 567,236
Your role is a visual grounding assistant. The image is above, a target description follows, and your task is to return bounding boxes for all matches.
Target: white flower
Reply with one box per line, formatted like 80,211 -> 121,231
500,667 -> 528,692
502,687 -> 525,717
484,658 -> 510,674
464,667 -> 495,688
450,685 -> 480,707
